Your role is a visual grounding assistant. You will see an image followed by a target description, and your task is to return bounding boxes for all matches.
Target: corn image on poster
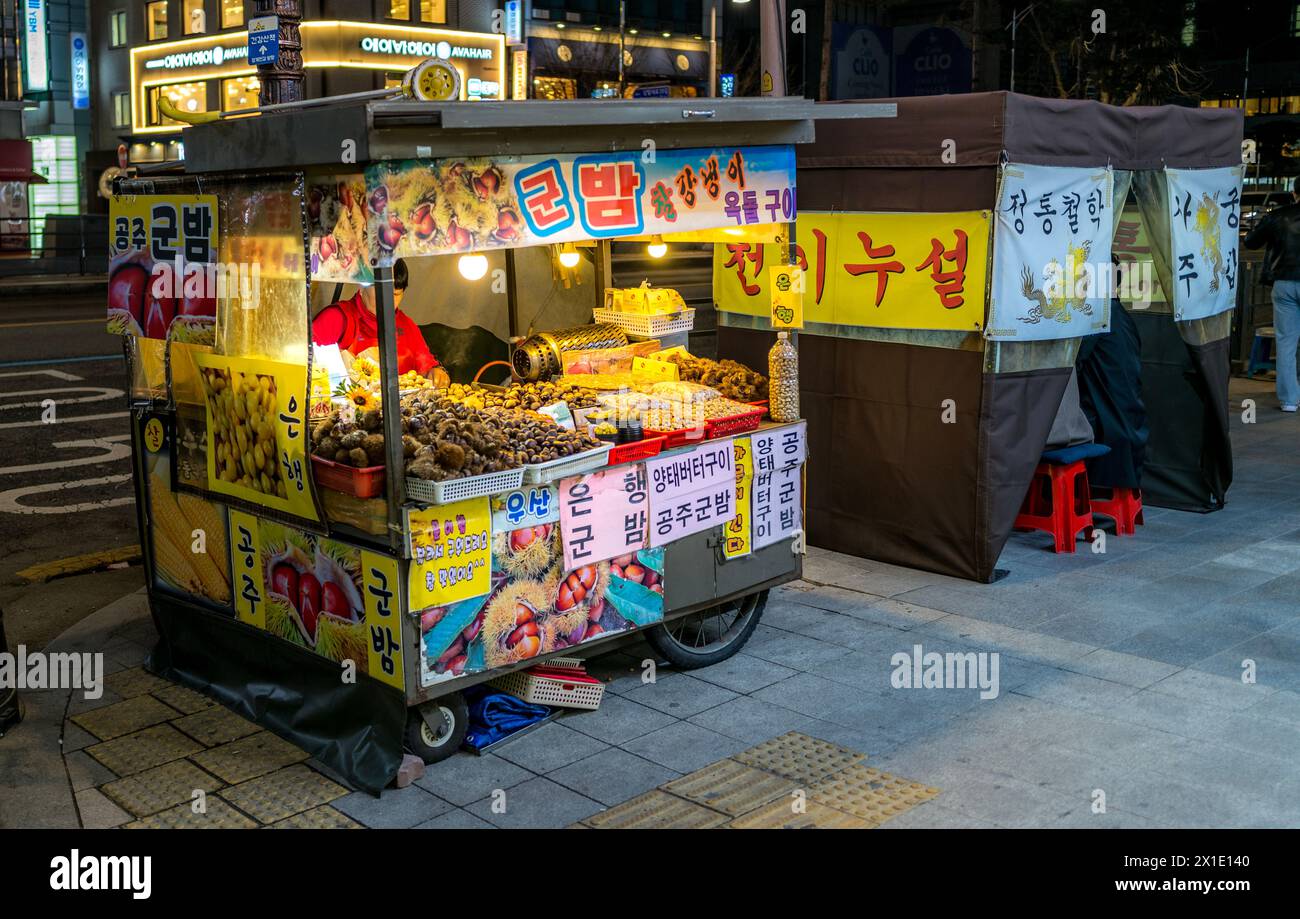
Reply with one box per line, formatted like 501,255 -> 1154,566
195,352 -> 320,523
142,411 -> 233,610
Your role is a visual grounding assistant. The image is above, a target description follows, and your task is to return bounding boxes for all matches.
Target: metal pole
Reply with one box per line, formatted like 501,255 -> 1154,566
373,266 -> 407,552
618,1 -> 626,96
253,0 -> 304,106
708,1 -> 717,98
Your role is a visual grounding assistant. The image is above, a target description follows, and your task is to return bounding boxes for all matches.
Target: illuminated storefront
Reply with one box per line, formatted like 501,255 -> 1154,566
129,21 -> 505,135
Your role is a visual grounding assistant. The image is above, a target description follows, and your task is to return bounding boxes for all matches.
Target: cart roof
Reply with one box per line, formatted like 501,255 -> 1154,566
181,97 -> 861,175
804,92 -> 1243,171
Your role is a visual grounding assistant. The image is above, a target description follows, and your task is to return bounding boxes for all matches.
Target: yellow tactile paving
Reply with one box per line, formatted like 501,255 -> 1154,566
809,764 -> 941,825
732,731 -> 866,784
85,724 -> 203,776
71,694 -> 180,741
219,765 -> 349,824
150,682 -> 217,715
272,806 -> 365,829
582,790 -> 731,829
191,731 -> 310,784
661,758 -> 797,817
100,759 -> 226,818
124,796 -> 257,829
727,798 -> 876,829
104,667 -> 170,699
171,705 -> 261,747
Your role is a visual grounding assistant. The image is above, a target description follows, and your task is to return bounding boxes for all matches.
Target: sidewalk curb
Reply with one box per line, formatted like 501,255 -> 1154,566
0,277 -> 107,298
0,588 -> 150,829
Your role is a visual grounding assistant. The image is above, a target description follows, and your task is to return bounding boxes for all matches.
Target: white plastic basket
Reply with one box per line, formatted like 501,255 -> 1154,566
405,467 -> 525,505
489,661 -> 605,711
592,307 -> 695,338
522,442 -> 614,485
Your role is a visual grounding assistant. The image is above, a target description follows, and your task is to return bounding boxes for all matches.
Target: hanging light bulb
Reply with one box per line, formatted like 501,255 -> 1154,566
646,234 -> 667,259
558,242 -> 580,268
458,253 -> 488,281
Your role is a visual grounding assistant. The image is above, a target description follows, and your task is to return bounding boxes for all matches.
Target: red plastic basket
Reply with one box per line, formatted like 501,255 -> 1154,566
311,454 -> 386,498
606,436 -> 666,466
642,424 -> 709,449
706,407 -> 766,439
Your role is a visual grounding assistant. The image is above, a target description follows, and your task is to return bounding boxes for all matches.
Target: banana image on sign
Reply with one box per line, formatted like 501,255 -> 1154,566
770,265 -> 804,330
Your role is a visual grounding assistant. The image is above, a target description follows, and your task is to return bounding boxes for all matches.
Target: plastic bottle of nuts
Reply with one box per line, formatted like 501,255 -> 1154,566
768,332 -> 800,422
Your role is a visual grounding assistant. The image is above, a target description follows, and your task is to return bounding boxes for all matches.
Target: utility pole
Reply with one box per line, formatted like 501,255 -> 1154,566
1006,5 -> 1036,94
254,0 -> 304,106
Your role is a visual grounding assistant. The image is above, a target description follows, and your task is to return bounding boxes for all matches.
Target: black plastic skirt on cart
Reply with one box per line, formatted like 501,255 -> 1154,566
149,593 -> 406,795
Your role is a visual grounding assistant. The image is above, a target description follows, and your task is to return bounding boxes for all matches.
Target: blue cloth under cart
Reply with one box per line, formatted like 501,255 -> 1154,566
462,684 -> 551,751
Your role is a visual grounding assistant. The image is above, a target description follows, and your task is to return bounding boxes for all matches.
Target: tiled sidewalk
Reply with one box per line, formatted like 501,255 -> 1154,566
4,378 -> 1298,829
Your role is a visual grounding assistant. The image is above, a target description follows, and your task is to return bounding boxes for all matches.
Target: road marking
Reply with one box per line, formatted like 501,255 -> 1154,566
0,435 -> 131,476
0,318 -> 103,330
0,473 -> 134,514
0,386 -> 125,410
0,410 -> 128,430
0,369 -> 83,382
0,354 -> 121,369
16,544 -> 142,583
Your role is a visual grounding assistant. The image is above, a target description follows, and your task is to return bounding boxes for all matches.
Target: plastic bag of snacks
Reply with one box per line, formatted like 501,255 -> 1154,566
649,381 -> 720,404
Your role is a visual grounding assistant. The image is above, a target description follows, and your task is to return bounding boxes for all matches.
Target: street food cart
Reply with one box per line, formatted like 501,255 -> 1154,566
108,98 -> 816,793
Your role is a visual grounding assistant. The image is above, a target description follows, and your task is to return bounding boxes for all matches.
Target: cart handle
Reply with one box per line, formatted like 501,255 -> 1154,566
474,361 -> 514,384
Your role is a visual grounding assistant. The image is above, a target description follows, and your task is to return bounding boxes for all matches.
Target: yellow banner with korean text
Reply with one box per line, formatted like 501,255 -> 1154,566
714,211 -> 992,332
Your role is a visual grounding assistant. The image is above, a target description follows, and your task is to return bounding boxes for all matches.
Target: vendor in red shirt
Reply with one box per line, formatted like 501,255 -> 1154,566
312,259 -> 449,386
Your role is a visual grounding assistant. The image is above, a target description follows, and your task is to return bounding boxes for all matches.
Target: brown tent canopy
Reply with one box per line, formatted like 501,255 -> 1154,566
719,92 -> 1244,582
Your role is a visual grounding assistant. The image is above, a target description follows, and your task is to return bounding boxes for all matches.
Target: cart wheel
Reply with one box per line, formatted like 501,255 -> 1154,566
646,590 -> 767,669
405,693 -> 469,764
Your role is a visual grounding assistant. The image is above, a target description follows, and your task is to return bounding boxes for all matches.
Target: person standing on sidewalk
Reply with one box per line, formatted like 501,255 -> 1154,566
1245,177 -> 1300,412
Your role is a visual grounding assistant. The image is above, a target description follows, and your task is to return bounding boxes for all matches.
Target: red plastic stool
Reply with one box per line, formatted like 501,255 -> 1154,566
1013,460 -> 1095,553
1089,486 -> 1143,536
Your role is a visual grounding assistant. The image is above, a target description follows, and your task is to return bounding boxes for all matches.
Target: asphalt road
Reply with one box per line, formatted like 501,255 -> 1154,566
0,289 -> 143,648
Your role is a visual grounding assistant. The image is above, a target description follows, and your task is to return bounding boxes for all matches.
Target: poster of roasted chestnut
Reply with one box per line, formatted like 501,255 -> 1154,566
259,521 -> 371,670
107,193 -> 219,341
418,523 -> 667,688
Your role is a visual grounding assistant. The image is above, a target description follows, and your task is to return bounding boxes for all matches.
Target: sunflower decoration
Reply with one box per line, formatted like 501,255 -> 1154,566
346,386 -> 379,412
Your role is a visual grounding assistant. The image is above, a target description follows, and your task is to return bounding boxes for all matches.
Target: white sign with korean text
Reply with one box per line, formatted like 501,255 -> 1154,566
1166,166 -> 1243,321
988,163 -> 1113,341
752,464 -> 802,550
751,422 -> 806,475
559,466 -> 649,570
647,439 -> 736,547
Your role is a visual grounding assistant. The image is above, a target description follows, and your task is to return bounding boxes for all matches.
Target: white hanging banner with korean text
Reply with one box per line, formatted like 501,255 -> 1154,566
646,439 -> 736,547
988,163 -> 1113,341
751,422 -> 806,475
752,464 -> 802,550
1165,166 -> 1242,321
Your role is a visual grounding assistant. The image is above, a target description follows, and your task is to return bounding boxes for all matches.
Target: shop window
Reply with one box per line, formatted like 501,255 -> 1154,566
146,1 -> 169,40
222,0 -> 244,29
420,0 -> 447,23
1293,3 -> 1300,37
222,76 -> 261,112
388,0 -> 411,19
113,91 -> 131,128
185,0 -> 207,34
110,10 -> 128,48
150,82 -> 208,127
